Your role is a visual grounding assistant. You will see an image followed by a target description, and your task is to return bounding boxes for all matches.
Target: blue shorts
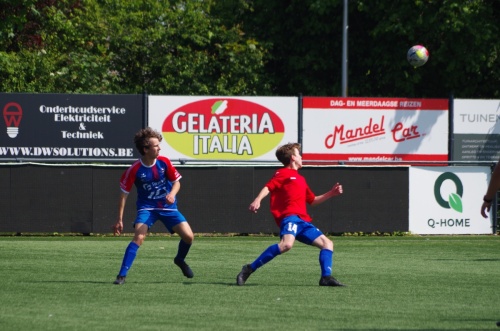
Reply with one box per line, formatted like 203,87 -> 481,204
134,209 -> 187,234
279,215 -> 323,245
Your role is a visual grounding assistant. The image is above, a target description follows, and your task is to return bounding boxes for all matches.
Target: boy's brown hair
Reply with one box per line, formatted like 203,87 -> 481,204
134,127 -> 163,155
275,143 -> 301,166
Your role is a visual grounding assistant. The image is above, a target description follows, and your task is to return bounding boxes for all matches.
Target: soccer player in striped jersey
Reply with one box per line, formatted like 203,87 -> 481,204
112,127 -> 194,285
237,142 -> 346,287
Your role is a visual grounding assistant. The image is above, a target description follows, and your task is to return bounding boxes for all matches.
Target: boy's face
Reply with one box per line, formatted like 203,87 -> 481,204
144,137 -> 161,158
291,148 -> 302,168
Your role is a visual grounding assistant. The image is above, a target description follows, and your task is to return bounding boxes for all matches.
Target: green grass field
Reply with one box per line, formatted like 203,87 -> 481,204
0,235 -> 499,330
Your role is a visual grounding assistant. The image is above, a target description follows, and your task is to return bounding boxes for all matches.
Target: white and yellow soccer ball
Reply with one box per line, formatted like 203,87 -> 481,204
407,45 -> 429,67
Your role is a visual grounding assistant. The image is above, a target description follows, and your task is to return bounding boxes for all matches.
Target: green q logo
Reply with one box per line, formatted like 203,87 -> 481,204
433,172 -> 463,213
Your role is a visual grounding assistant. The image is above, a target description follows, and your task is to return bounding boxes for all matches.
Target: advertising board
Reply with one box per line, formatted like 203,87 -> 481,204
148,96 -> 298,162
0,93 -> 143,162
302,97 -> 449,163
409,166 -> 492,234
453,99 -> 500,162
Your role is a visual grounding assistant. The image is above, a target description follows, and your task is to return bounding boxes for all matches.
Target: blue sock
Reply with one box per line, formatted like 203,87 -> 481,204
118,242 -> 139,277
319,249 -> 333,277
174,240 -> 191,262
250,244 -> 281,271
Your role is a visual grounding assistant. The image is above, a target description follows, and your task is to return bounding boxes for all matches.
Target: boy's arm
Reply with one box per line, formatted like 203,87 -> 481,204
310,182 -> 343,207
166,180 -> 180,204
113,191 -> 129,235
481,161 -> 500,218
249,186 -> 270,213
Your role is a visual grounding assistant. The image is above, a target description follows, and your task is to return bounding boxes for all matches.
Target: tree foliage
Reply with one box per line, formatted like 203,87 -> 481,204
0,0 -> 269,94
351,0 -> 499,98
235,0 -> 499,98
0,0 -> 498,98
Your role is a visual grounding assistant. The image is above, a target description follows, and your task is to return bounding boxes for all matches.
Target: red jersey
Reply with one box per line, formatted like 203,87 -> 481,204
265,168 -> 315,226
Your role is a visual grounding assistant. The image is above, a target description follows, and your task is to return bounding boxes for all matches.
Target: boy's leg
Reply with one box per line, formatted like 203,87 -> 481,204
319,248 -> 333,277
114,223 -> 149,284
250,243 -> 281,271
236,244 -> 281,286
116,242 -> 139,278
237,234 -> 295,286
312,234 -> 345,287
237,217 -> 302,286
172,221 -> 194,278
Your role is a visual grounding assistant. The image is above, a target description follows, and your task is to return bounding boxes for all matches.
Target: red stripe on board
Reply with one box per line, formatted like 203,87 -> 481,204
302,153 -> 448,161
302,97 -> 448,110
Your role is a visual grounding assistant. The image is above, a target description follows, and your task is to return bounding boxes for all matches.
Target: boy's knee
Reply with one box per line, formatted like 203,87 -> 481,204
317,236 -> 333,250
279,242 -> 293,253
182,235 -> 194,244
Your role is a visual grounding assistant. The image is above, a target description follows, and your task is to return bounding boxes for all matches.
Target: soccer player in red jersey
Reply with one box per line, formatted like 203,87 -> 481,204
112,127 -> 194,285
237,143 -> 346,286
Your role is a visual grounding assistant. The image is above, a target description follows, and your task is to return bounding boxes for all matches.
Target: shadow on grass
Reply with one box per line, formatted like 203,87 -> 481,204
27,279 -> 248,286
27,279 -> 347,287
429,258 -> 500,262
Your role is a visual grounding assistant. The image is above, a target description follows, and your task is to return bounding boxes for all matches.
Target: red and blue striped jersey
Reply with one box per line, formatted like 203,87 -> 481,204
120,156 -> 182,211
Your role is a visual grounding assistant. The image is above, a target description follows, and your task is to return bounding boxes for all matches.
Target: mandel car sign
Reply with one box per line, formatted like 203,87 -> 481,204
161,98 -> 285,160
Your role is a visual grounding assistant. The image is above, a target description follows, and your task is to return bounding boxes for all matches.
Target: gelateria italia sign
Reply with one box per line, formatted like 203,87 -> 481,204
148,96 -> 298,161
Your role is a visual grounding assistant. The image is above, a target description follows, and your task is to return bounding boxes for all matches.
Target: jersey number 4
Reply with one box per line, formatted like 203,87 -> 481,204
287,223 -> 298,234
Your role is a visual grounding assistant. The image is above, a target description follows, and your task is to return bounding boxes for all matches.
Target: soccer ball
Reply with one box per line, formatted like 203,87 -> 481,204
407,45 -> 429,67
